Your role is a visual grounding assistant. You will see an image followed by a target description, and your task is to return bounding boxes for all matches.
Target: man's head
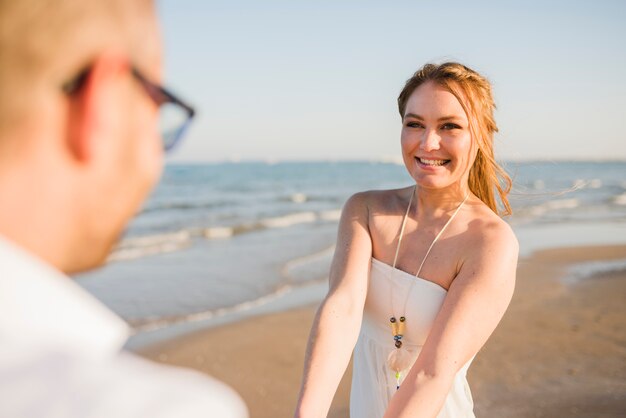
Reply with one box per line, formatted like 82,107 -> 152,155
0,0 -> 164,273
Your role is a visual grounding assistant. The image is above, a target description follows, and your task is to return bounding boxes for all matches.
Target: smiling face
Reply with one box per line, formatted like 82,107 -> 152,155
400,81 -> 477,192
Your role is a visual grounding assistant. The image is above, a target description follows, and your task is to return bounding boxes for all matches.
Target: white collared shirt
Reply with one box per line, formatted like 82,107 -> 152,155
0,235 -> 248,418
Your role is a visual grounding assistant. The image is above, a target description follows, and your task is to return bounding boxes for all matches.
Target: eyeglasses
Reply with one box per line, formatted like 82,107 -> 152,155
62,66 -> 196,152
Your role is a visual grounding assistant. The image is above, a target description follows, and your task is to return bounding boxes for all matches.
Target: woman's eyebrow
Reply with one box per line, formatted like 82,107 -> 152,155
438,115 -> 463,121
404,113 -> 463,121
403,113 -> 423,120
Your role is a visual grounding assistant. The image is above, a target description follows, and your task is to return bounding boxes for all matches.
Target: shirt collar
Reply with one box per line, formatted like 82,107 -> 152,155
0,235 -> 130,357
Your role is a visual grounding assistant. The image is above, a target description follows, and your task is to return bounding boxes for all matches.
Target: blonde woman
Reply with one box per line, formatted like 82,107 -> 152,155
295,62 -> 518,418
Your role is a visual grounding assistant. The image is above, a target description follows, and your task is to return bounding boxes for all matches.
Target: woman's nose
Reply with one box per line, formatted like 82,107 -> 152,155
421,128 -> 441,152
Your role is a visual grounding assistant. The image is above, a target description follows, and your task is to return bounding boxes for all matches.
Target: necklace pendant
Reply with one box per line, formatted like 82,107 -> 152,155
387,346 -> 413,374
388,316 -> 411,388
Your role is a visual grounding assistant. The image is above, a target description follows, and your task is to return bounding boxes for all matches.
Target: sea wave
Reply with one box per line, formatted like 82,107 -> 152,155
140,200 -> 234,214
111,208 -> 343,262
319,209 -> 342,221
260,211 -> 318,228
203,226 -> 235,239
281,245 -> 335,283
512,198 -> 580,222
109,231 -> 192,262
290,193 -> 307,203
571,179 -> 603,190
130,283 -> 294,333
277,194 -> 342,204
565,258 -> 626,284
545,198 -> 579,210
129,245 -> 336,334
611,193 -> 626,206
589,179 -> 602,189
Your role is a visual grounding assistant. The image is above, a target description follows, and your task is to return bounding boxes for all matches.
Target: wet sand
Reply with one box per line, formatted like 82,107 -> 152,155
140,244 -> 626,418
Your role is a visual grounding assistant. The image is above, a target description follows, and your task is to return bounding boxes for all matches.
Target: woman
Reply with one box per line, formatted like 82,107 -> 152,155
294,62 -> 518,418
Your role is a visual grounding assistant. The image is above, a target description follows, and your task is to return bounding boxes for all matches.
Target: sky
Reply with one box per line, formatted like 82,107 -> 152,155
158,0 -> 626,162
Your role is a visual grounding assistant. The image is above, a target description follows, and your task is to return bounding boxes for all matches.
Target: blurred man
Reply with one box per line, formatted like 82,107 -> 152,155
0,1 -> 247,416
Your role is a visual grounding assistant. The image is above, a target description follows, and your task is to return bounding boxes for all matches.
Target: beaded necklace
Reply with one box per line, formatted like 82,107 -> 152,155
386,186 -> 469,390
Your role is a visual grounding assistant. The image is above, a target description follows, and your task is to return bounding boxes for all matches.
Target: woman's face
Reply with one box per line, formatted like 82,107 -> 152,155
400,81 -> 477,192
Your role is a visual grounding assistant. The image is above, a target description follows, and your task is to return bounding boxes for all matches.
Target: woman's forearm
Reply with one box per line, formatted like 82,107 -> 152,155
383,370 -> 453,418
294,294 -> 363,418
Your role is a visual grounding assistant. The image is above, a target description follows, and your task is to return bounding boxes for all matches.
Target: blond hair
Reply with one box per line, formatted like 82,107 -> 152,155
0,0 -> 155,134
397,62 -> 512,216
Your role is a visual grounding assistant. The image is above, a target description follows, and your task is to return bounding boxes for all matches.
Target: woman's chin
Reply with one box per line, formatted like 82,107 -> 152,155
410,170 -> 455,189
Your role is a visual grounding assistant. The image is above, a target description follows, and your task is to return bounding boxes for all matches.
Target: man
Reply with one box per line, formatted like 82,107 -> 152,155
0,1 -> 247,416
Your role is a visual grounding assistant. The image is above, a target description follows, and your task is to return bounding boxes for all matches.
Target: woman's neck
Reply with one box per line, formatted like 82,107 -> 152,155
413,183 -> 470,219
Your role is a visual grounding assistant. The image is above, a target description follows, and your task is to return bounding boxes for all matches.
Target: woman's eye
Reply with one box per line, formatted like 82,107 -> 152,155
406,122 -> 424,128
441,123 -> 461,130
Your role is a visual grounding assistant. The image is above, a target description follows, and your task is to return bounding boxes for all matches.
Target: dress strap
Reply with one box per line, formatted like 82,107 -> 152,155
391,186 -> 416,270
415,193 -> 469,278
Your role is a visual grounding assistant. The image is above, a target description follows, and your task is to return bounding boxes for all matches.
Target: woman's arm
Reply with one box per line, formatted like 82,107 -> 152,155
384,221 -> 519,418
294,192 -> 373,418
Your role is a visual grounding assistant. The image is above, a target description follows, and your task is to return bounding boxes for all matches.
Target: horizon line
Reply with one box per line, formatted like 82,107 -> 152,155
165,157 -> 626,165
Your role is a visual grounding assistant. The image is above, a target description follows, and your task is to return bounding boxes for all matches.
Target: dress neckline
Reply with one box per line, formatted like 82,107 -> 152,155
371,257 -> 448,292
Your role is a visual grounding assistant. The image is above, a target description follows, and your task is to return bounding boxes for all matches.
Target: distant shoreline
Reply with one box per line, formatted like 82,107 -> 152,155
163,158 -> 626,165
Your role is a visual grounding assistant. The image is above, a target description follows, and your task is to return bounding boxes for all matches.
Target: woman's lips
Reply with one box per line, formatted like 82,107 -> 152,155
415,156 -> 451,167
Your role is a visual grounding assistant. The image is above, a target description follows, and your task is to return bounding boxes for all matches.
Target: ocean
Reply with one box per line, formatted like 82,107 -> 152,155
76,161 -> 626,340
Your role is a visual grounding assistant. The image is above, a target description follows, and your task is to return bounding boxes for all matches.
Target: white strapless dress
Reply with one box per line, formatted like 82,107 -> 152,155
349,258 -> 475,418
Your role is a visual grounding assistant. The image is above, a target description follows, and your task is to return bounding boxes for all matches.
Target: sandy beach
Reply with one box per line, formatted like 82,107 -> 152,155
139,244 -> 626,418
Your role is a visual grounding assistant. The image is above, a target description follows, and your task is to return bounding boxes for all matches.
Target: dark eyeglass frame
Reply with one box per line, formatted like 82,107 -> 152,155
62,66 -> 196,152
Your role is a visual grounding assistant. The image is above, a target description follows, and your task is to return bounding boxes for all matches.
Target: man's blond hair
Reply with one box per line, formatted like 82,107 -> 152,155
0,0 -> 155,134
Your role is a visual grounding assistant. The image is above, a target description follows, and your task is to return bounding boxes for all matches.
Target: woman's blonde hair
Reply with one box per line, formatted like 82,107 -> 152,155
397,62 -> 512,216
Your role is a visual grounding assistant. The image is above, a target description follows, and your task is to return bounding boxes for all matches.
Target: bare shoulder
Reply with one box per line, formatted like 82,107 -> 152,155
344,187 -> 414,214
463,199 -> 519,269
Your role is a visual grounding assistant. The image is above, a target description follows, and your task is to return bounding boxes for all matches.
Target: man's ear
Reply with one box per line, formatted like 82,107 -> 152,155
65,52 -> 129,163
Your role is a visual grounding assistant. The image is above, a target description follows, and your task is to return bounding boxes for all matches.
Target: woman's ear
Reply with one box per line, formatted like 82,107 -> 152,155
65,52 -> 129,164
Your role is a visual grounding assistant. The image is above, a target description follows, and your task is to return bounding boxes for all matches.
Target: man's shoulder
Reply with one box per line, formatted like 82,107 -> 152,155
0,346 -> 248,418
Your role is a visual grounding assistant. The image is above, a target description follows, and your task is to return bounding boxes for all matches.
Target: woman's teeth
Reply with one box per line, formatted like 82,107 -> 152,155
418,157 -> 449,166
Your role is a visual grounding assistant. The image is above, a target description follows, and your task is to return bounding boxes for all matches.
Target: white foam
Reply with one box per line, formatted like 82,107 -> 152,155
319,209 -> 342,221
109,231 -> 192,261
612,193 -> 626,206
545,198 -> 579,210
260,211 -> 317,228
130,283 -> 295,335
281,245 -> 335,283
290,193 -> 308,203
126,280 -> 328,350
203,226 -> 234,239
589,179 -> 602,189
118,231 -> 190,247
526,205 -> 547,217
565,258 -> 626,284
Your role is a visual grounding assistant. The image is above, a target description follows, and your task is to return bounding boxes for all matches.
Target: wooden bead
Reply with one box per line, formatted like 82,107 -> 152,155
389,321 -> 399,336
397,320 -> 406,336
